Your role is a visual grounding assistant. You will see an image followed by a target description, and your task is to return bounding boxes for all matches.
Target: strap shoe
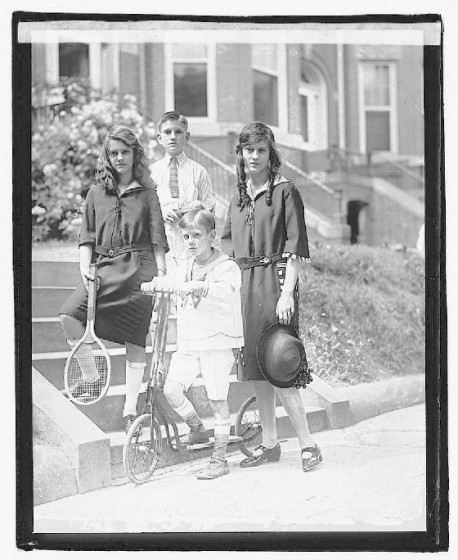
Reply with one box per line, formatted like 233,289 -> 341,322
301,445 -> 323,471
240,443 -> 281,468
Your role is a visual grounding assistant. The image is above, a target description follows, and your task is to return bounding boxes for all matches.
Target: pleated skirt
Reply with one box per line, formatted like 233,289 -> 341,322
60,250 -> 157,347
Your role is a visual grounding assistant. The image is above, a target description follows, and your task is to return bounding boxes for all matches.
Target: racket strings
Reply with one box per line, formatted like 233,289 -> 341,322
67,343 -> 109,404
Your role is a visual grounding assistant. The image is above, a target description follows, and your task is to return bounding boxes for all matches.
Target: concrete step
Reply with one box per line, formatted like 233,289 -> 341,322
32,343 -> 327,434
32,342 -> 334,434
32,261 -> 80,287
108,403 -> 328,480
32,287 -> 76,318
32,316 -> 177,353
32,345 -> 174,390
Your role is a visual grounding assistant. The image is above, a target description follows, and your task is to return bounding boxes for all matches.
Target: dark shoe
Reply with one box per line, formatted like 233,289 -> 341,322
240,444 -> 281,468
196,456 -> 229,480
301,445 -> 323,471
180,428 -> 210,446
125,414 -> 136,434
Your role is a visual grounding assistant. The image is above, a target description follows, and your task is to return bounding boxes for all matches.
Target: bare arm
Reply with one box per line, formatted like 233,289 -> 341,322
276,257 -> 300,325
79,244 -> 94,291
153,244 -> 167,277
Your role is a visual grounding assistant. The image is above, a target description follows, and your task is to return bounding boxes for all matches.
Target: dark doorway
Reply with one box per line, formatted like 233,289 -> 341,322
347,200 -> 369,244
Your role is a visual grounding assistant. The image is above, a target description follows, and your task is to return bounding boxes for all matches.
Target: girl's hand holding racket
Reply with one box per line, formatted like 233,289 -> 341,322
80,266 -> 100,292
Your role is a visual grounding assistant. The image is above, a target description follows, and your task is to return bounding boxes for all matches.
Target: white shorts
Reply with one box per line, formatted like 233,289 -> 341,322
166,349 -> 234,401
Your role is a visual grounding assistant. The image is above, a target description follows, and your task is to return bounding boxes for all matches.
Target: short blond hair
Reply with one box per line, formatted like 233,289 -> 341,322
178,209 -> 215,233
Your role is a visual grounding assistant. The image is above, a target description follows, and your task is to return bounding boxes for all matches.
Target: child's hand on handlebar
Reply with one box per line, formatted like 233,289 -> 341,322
141,280 -> 156,295
141,276 -> 176,295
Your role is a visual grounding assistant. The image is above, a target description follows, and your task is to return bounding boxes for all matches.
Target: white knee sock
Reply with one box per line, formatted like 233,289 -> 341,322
122,360 -> 146,418
213,418 -> 231,459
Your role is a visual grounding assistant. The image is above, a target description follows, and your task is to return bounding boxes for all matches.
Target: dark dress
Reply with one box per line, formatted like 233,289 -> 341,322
221,177 -> 310,381
60,181 -> 168,347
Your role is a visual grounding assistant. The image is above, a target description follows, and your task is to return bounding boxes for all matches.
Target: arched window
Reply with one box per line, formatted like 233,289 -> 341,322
299,60 -> 328,150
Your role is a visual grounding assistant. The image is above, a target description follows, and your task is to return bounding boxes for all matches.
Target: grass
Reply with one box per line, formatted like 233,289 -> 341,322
299,241 -> 424,387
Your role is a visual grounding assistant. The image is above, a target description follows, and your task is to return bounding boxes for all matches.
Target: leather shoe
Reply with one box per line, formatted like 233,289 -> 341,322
301,445 -> 323,471
180,428 -> 210,446
240,444 -> 281,468
196,456 -> 229,479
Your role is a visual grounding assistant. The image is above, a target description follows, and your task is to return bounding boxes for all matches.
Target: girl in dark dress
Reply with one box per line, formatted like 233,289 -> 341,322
222,122 -> 322,471
60,126 -> 168,431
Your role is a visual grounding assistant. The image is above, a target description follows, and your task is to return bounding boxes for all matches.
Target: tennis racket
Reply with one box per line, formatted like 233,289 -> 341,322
64,264 -> 111,405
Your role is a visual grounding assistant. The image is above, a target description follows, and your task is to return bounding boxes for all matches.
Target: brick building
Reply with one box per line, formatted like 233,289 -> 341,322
31,33 -> 425,247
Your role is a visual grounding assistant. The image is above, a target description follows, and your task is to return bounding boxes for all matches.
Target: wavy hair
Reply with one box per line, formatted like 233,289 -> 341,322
95,126 -> 154,193
235,122 -> 281,209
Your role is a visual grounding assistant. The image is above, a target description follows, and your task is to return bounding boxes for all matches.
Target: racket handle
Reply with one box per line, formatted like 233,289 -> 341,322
87,264 -> 97,322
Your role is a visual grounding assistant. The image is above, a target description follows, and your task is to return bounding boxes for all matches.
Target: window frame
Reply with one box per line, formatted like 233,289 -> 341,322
298,67 -> 329,151
358,61 -> 398,155
251,44 -> 288,131
164,42 -> 216,124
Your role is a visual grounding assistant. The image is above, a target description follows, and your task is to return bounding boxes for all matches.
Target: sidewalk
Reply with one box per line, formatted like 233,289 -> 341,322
34,403 -> 426,533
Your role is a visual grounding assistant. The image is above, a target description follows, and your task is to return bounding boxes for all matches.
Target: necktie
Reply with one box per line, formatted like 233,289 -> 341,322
169,156 -> 179,199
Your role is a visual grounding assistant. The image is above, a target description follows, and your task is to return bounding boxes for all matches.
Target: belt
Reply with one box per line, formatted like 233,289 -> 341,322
235,253 -> 284,270
95,242 -> 152,258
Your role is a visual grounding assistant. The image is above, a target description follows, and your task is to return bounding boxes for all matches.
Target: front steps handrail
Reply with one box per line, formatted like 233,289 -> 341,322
187,140 -> 236,176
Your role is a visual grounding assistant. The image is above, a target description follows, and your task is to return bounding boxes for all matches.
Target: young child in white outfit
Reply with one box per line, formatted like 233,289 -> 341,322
141,209 -> 244,479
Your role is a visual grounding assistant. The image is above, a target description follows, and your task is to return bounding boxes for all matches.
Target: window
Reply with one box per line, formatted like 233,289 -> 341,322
166,43 -> 215,120
300,95 -> 309,142
174,63 -> 207,117
359,62 -> 398,154
59,44 -> 89,78
253,70 -> 278,126
298,60 -> 328,149
252,45 -> 279,127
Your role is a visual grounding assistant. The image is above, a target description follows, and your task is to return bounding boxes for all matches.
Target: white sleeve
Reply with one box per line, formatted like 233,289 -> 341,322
204,261 -> 241,302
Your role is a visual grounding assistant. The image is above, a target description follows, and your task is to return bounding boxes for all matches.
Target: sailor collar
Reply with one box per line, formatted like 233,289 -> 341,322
247,174 -> 289,200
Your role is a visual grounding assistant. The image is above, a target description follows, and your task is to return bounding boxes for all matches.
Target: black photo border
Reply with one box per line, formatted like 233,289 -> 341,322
13,11 -> 447,552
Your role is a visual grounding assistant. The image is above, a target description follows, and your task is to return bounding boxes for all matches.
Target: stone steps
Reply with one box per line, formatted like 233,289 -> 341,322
31,259 -> 350,493
32,345 -> 316,433
31,315 -> 177,353
32,286 -> 76,317
32,261 -> 80,287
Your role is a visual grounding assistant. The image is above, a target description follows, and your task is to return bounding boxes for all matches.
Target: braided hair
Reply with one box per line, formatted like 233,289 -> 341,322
235,122 -> 281,210
96,125 -> 155,193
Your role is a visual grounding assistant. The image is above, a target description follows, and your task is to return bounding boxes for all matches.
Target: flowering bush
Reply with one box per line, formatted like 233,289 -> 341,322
32,80 -> 160,241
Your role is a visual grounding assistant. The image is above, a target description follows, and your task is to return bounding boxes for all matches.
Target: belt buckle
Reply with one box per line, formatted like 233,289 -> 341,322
107,249 -> 115,257
259,256 -> 271,265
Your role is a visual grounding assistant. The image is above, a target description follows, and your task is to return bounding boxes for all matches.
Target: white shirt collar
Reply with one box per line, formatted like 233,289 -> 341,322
247,178 -> 269,199
164,151 -> 187,166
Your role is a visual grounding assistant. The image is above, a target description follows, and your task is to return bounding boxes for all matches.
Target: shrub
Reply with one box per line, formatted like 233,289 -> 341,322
31,79 -> 160,242
299,242 -> 425,386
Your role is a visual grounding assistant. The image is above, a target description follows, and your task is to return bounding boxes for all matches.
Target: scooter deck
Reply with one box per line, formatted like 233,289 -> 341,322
183,434 -> 244,451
